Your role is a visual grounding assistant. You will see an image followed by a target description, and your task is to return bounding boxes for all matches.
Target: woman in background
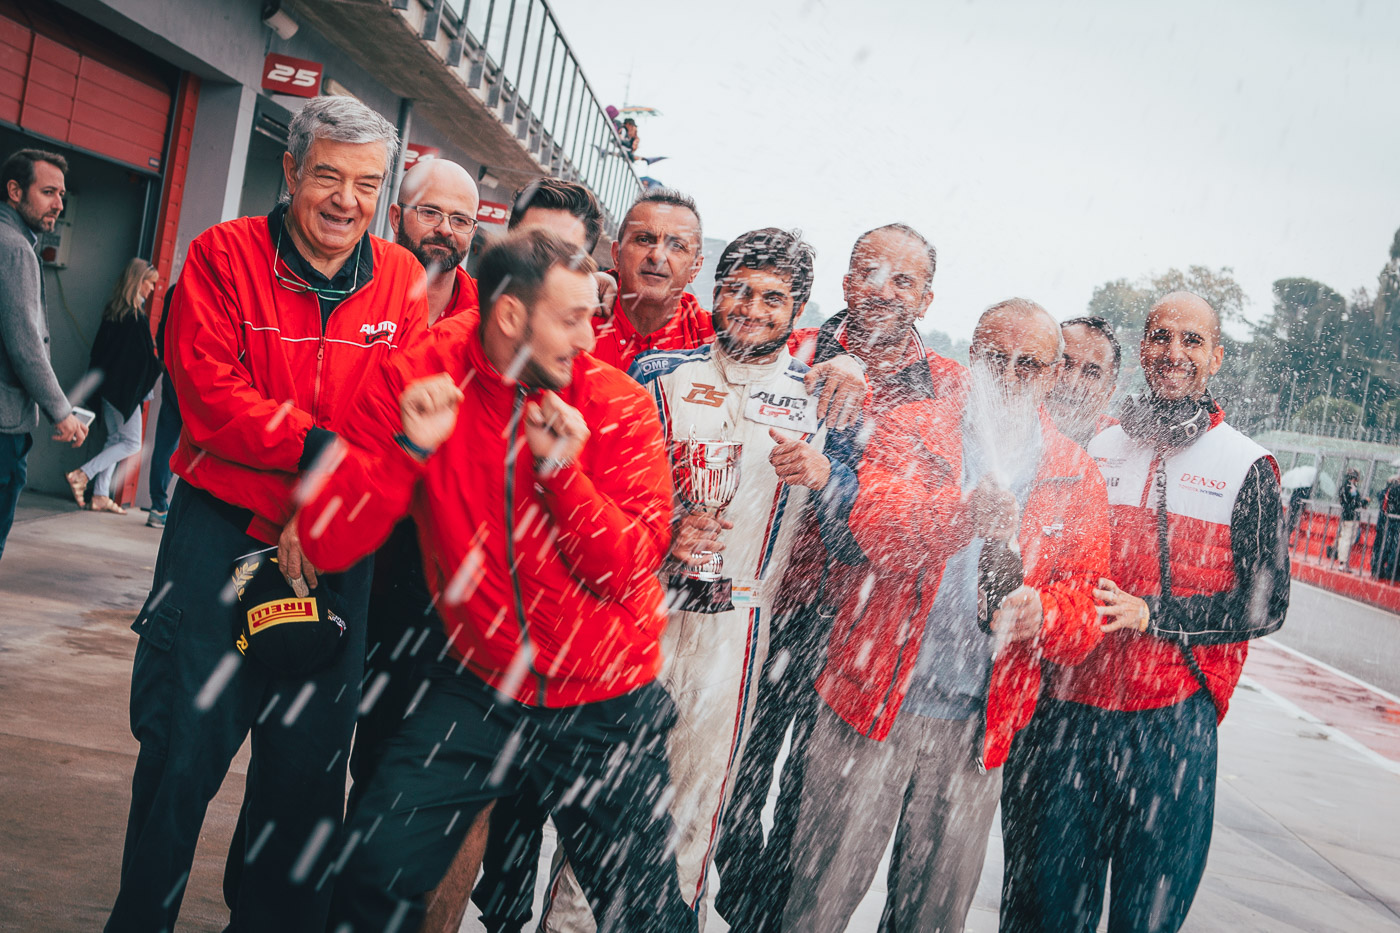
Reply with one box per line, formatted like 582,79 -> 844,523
64,258 -> 160,514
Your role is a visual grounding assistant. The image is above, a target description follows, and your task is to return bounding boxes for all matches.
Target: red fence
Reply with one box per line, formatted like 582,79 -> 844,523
1288,507 -> 1400,614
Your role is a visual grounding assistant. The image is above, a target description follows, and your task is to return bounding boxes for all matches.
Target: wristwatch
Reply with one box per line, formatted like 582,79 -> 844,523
534,455 -> 573,476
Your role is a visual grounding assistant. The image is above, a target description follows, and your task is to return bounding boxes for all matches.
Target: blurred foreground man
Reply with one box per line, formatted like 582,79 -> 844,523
0,149 -> 87,559
542,228 -> 831,931
303,230 -> 695,933
443,177 -> 610,933
106,97 -> 424,932
715,222 -> 963,932
784,299 -> 1109,933
999,292 -> 1289,933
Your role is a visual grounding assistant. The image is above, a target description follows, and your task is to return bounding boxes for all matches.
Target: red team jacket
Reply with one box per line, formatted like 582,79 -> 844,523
298,314 -> 674,707
816,389 -> 1110,768
165,215 -> 427,544
590,286 -> 714,371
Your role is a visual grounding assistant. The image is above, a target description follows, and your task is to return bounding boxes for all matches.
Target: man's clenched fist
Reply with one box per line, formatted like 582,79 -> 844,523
524,391 -> 589,468
399,373 -> 464,456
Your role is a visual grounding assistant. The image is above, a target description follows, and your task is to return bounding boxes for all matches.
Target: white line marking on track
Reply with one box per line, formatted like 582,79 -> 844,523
1262,634 -> 1400,708
1240,675 -> 1400,777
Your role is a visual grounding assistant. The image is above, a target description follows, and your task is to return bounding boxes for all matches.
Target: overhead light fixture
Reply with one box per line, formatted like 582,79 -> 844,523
262,1 -> 299,40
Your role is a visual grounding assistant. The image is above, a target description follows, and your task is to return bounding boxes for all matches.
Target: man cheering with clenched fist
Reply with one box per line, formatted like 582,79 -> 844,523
298,229 -> 697,933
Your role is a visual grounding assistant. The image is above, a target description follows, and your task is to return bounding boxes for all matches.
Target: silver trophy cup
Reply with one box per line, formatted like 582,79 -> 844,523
669,437 -> 743,613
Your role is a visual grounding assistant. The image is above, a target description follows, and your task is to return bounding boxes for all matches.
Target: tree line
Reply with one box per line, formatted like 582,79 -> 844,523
1078,227 -> 1400,434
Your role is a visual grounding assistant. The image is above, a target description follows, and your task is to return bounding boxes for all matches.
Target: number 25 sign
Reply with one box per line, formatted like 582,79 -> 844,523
261,54 -> 324,99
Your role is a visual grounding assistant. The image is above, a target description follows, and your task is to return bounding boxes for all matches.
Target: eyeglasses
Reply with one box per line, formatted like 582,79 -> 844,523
400,204 -> 478,234
271,226 -> 362,300
976,349 -> 1057,378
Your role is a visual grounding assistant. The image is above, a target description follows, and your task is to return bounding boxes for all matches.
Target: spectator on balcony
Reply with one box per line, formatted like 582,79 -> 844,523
620,117 -> 639,159
1337,468 -> 1368,573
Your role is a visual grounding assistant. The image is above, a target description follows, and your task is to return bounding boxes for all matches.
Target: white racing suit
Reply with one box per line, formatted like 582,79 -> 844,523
541,343 -> 826,931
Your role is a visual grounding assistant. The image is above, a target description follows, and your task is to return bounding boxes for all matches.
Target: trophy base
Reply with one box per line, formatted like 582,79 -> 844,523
666,573 -> 734,614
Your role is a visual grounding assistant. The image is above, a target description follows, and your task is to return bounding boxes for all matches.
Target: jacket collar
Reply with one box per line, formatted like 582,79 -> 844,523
0,203 -> 38,247
461,317 -> 580,407
712,342 -> 792,386
265,203 -> 374,294
817,308 -> 941,400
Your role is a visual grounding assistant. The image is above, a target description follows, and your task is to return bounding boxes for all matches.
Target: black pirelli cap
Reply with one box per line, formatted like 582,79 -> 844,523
230,548 -> 346,676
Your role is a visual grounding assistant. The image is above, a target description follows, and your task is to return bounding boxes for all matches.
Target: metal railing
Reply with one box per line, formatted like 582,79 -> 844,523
1288,500 -> 1400,581
1256,416 -> 1400,446
415,0 -> 642,236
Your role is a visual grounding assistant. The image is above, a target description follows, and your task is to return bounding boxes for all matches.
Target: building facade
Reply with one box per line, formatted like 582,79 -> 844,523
3,0 -> 637,501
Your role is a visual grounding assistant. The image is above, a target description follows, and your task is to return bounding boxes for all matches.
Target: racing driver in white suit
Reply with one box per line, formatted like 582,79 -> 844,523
543,228 -> 856,931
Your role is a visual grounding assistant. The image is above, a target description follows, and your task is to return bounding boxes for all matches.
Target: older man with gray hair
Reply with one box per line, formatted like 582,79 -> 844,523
105,95 -> 428,933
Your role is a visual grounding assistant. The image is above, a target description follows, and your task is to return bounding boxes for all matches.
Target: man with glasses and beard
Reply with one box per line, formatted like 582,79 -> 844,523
541,228 -> 837,932
389,158 -> 480,324
106,96 -> 425,933
716,223 -> 963,932
782,299 -> 1109,933
348,160 -> 484,929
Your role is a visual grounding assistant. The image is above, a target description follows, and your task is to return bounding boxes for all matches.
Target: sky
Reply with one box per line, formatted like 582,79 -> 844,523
548,0 -> 1400,341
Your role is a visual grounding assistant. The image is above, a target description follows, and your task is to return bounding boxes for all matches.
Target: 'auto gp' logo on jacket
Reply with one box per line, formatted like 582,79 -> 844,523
360,321 -> 398,345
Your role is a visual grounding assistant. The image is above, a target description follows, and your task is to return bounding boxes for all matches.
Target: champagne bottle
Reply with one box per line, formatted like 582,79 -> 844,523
977,539 -> 1024,635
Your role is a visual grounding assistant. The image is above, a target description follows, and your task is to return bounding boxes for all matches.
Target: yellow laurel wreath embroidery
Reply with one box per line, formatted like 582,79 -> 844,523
231,559 -> 258,601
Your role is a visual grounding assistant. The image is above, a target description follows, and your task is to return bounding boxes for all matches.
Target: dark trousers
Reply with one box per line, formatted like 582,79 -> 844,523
474,791 -> 548,933
469,607 -> 833,933
0,431 -> 32,561
146,375 -> 181,512
347,519 -> 445,809
105,483 -> 371,933
999,692 -> 1218,933
327,665 -> 697,933
712,604 -> 829,933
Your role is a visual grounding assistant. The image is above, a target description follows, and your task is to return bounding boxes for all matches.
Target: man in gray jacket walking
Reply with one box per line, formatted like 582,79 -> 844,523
0,148 -> 88,559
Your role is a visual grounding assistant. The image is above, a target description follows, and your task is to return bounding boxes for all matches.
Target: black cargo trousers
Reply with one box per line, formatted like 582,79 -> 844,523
105,483 -> 371,933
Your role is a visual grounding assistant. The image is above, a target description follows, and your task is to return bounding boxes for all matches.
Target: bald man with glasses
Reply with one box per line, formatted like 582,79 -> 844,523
389,158 -> 481,324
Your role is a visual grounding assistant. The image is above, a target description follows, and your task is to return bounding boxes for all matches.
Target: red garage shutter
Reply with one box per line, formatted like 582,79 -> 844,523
0,15 -> 28,125
0,11 -> 172,173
